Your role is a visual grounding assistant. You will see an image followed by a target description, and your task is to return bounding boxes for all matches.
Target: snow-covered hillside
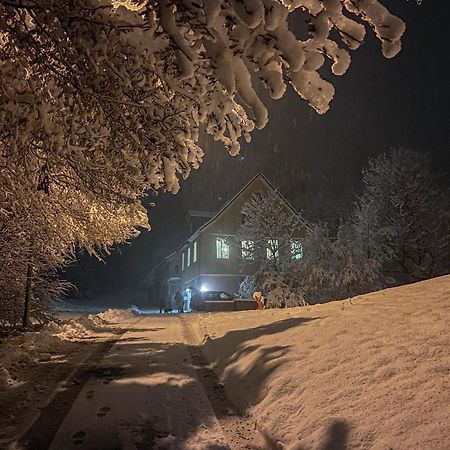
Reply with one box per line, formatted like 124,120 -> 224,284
192,275 -> 450,449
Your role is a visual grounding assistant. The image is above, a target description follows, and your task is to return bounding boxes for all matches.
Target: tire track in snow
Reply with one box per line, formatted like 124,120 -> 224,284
178,315 -> 264,450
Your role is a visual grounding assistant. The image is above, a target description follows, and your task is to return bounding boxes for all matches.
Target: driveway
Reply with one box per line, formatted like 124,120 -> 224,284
22,315 -> 263,449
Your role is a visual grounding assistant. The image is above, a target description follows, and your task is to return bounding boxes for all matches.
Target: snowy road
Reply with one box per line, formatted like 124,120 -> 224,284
28,315 -> 261,450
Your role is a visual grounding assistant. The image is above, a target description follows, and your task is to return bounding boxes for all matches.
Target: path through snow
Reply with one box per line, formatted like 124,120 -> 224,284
36,315 -> 262,450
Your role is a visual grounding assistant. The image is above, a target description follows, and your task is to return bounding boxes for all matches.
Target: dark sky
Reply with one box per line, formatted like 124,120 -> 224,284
65,1 -> 450,294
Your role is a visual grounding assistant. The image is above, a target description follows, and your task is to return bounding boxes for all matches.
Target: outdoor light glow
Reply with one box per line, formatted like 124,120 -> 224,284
200,285 -> 208,292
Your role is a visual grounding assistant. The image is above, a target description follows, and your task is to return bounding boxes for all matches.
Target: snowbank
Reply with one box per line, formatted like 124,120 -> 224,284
193,275 -> 450,449
0,322 -> 85,389
95,308 -> 135,323
0,309 -> 132,389
0,309 -> 138,445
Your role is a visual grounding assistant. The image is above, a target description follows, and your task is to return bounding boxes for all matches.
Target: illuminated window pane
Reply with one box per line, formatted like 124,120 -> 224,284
187,247 -> 191,267
193,241 -> 197,263
266,239 -> 279,259
181,252 -> 185,271
291,240 -> 303,260
216,237 -> 230,259
241,240 -> 254,260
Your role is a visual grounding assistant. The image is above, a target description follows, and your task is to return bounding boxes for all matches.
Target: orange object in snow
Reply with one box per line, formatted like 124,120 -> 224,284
253,291 -> 265,310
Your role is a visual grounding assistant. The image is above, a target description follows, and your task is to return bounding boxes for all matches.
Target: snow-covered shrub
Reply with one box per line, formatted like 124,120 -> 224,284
263,272 -> 308,308
238,276 -> 257,299
296,223 -> 383,304
351,148 -> 450,281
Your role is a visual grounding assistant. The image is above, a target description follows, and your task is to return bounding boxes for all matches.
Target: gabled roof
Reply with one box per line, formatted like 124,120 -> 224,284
150,249 -> 178,272
184,172 -> 307,243
150,173 -> 307,273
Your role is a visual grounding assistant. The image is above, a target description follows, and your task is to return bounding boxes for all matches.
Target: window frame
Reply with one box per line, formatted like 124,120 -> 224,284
216,237 -> 230,259
193,241 -> 197,263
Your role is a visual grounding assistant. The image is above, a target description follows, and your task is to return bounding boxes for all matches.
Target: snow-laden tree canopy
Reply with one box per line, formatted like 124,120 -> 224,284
1,0 -> 405,199
0,0 -> 409,326
351,148 -> 450,280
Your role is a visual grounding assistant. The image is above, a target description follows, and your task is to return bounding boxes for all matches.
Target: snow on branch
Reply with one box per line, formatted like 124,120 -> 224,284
0,0 -> 405,197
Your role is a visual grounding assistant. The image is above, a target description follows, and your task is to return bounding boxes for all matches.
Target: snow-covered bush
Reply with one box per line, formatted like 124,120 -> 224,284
297,223 -> 383,304
264,272 -> 308,308
234,190 -> 381,306
351,148 -> 450,281
259,223 -> 382,307
238,276 -> 257,299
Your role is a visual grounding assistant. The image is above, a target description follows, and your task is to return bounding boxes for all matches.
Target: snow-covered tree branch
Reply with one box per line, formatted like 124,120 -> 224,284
0,156 -> 148,326
0,0 -> 406,197
235,190 -> 308,307
0,0 -> 408,324
236,190 -> 306,270
351,148 -> 450,281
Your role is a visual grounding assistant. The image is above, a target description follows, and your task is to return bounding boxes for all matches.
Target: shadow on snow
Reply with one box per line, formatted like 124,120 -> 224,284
14,315 -> 350,449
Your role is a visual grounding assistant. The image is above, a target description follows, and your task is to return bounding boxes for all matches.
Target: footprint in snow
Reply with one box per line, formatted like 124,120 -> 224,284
72,430 -> 86,445
85,390 -> 95,399
97,406 -> 111,417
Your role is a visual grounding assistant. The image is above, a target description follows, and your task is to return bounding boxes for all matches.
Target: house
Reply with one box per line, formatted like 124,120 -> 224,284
150,173 -> 305,308
150,251 -> 181,308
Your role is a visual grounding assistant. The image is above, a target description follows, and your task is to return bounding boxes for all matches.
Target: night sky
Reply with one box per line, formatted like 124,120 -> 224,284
65,1 -> 450,295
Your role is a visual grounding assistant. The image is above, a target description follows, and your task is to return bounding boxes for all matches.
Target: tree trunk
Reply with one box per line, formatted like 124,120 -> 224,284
22,262 -> 33,330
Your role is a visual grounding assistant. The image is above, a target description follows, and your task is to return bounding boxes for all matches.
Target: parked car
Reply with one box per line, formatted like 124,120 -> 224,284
190,290 -> 234,311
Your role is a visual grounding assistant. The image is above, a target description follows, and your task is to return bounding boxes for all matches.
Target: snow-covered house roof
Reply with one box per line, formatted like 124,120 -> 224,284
183,172 -> 305,243
151,173 -> 305,273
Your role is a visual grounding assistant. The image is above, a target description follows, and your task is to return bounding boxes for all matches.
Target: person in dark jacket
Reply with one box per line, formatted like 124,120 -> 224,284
175,290 -> 183,313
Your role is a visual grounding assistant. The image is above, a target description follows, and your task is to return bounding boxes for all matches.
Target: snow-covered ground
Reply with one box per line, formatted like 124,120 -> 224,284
1,310 -> 257,449
1,277 -> 448,449
189,275 -> 450,449
0,309 -> 136,446
51,291 -> 160,315
48,316 -> 232,450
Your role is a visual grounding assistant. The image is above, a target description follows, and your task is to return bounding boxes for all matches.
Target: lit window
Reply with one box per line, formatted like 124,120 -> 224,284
241,240 -> 254,260
187,247 -> 191,267
266,239 -> 279,259
291,240 -> 303,260
181,252 -> 185,271
193,241 -> 197,263
216,237 -> 230,259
